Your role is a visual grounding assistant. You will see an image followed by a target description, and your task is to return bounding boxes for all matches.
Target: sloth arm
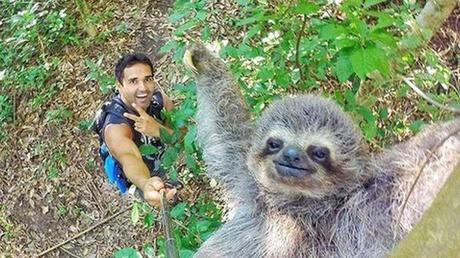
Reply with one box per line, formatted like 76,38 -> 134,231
371,118 -> 460,226
190,45 -> 258,209
373,118 -> 460,176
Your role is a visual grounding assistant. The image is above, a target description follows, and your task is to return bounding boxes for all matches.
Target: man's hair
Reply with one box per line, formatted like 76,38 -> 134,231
115,53 -> 154,83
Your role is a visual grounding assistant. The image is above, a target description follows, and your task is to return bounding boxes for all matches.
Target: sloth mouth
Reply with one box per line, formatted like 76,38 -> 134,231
274,161 -> 311,178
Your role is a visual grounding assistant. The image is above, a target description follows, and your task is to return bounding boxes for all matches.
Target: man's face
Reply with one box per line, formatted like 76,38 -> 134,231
117,62 -> 155,110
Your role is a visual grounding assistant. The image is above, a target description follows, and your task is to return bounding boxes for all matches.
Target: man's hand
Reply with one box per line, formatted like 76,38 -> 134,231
141,176 -> 177,207
124,103 -> 162,137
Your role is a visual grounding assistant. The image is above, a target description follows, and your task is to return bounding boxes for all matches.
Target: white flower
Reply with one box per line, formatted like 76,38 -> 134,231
0,70 -> 6,81
38,10 -> 49,17
252,56 -> 265,65
26,19 -> 37,28
262,31 -> 281,45
426,66 -> 436,75
59,10 -> 67,18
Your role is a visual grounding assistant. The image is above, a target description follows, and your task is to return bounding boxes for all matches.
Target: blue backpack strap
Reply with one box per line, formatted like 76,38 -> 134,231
101,144 -> 130,194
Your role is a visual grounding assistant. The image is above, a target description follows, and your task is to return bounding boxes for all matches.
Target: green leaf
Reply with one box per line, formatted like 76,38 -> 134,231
257,67 -> 274,81
179,249 -> 195,258
235,16 -> 260,27
162,147 -> 178,168
139,144 -> 159,156
410,120 -> 425,133
173,44 -> 186,62
196,220 -> 212,232
244,25 -> 261,42
275,69 -> 290,86
184,126 -> 197,154
367,46 -> 390,77
143,244 -> 155,258
350,46 -> 389,80
114,248 -> 141,258
356,106 -> 375,123
350,48 -> 368,80
369,31 -> 397,49
374,13 -> 394,29
174,20 -> 198,36
195,10 -> 207,21
169,9 -> 192,23
349,18 -> 369,38
144,212 -> 155,228
334,38 -> 357,50
294,1 -> 320,15
185,154 -> 199,173
334,53 -> 354,83
364,0 -> 386,8
159,40 -> 178,54
131,203 -> 139,225
171,202 -> 187,219
201,25 -> 211,41
319,24 -> 347,40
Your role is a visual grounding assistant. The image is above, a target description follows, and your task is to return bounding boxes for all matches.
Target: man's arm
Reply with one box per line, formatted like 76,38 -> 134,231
104,123 -> 175,206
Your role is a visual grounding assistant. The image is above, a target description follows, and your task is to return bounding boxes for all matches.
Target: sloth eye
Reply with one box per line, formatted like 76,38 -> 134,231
313,149 -> 326,161
308,146 -> 329,162
266,137 -> 283,154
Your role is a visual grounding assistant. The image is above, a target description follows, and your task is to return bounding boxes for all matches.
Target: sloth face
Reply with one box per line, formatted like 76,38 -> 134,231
248,132 -> 352,198
247,96 -> 368,198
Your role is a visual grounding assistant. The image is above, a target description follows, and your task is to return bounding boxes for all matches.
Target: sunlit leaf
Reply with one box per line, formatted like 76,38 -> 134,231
139,144 -> 159,156
131,203 -> 139,225
114,248 -> 140,258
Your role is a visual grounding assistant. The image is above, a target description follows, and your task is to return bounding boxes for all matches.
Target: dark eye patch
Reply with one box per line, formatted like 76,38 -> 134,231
307,145 -> 333,171
263,137 -> 284,156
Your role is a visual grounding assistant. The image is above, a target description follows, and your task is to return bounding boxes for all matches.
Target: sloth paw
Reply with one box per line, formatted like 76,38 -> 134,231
183,43 -> 217,74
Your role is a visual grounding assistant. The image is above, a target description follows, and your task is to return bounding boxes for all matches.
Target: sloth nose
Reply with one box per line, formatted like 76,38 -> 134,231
283,146 -> 302,163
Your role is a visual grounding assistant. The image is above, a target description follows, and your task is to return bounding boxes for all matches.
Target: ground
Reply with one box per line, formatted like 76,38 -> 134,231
1,1 -> 182,257
0,1 -> 459,257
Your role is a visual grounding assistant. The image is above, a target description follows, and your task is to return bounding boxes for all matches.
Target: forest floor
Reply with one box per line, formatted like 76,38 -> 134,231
1,1 -> 459,257
0,1 -> 192,257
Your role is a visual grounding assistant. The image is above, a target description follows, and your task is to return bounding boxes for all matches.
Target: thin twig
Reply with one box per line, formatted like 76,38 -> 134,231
86,184 -> 104,214
37,204 -> 133,257
59,247 -> 81,258
396,127 -> 460,229
80,165 -> 104,213
403,77 -> 460,113
296,14 -> 307,83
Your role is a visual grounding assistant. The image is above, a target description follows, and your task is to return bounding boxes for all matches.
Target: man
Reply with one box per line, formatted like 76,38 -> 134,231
93,53 -> 176,207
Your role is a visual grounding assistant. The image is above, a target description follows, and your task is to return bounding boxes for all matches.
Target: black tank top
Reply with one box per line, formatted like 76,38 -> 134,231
93,91 -> 165,175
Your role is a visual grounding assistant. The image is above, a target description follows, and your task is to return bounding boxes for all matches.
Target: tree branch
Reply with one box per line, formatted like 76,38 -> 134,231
401,0 -> 458,49
391,161 -> 460,257
295,14 -> 307,83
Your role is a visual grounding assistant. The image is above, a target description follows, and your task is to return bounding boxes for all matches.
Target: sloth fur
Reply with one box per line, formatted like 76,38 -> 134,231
184,44 -> 460,258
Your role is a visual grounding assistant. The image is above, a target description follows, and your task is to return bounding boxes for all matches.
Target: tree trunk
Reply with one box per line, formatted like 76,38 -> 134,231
401,0 -> 458,49
391,161 -> 460,257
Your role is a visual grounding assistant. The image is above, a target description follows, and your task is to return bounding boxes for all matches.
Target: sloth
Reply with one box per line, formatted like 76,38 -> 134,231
183,44 -> 460,257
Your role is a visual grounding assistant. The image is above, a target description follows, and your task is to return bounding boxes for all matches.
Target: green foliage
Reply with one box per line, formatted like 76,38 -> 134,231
155,198 -> 222,257
85,57 -> 116,94
116,0 -> 458,256
162,0 -> 458,147
0,95 -> 13,124
45,106 -> 73,123
0,1 -> 83,126
113,248 -> 141,258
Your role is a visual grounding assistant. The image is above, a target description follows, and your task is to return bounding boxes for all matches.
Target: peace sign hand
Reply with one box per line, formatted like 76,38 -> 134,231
123,103 -> 161,137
